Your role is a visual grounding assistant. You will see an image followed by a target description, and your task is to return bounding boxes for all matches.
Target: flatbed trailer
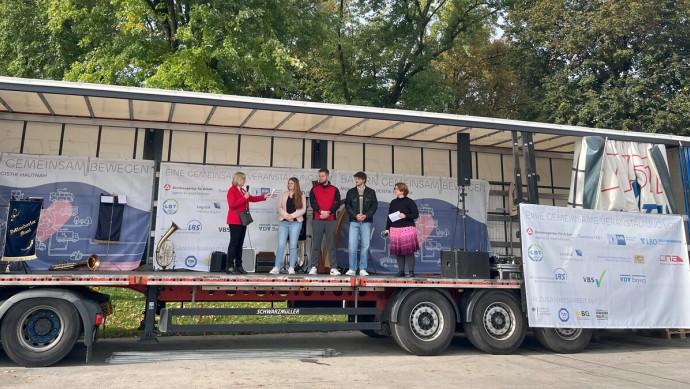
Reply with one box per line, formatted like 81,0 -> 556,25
0,271 -> 545,367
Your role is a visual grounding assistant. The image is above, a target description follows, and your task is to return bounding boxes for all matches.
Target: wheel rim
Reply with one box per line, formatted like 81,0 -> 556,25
554,328 -> 582,340
16,306 -> 66,352
408,302 -> 445,342
482,302 -> 516,340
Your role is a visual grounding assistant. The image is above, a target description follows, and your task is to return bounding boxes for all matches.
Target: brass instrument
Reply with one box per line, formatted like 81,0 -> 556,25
49,254 -> 100,271
155,222 -> 179,270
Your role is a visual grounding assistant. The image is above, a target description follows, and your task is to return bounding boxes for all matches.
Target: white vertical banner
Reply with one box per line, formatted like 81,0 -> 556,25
155,163 -> 491,272
521,203 -> 690,328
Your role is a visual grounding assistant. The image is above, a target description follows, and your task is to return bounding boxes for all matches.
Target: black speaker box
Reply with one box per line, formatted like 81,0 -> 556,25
457,133 -> 472,186
256,251 -> 275,273
210,251 -> 227,272
441,250 -> 490,279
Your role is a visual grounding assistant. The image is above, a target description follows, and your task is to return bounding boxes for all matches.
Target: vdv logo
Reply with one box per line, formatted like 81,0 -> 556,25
527,243 -> 543,262
583,270 -> 606,287
558,308 -> 570,322
162,199 -> 179,215
607,234 -> 626,245
525,227 -> 534,236
258,224 -> 272,231
185,256 -> 198,267
553,268 -> 567,281
620,274 -> 632,283
187,220 -> 202,231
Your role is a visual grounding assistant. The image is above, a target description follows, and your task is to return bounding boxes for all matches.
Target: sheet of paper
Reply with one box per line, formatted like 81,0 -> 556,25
388,211 -> 401,222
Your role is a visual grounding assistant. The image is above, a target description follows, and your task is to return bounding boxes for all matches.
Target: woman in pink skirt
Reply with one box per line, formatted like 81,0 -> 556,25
384,183 -> 419,277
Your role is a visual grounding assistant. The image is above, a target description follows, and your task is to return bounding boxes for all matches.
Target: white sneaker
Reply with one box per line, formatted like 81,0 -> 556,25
359,269 -> 369,276
269,267 -> 280,275
288,267 -> 295,275
345,269 -> 356,276
309,266 -> 318,275
330,268 -> 341,276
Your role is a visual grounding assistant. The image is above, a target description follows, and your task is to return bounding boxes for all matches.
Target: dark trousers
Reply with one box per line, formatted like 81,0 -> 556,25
396,254 -> 415,274
227,224 -> 247,269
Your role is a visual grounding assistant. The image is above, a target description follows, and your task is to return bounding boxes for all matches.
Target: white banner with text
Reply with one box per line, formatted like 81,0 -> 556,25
521,204 -> 690,328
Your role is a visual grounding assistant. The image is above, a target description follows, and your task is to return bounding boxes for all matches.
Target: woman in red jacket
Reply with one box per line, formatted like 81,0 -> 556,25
226,172 -> 270,274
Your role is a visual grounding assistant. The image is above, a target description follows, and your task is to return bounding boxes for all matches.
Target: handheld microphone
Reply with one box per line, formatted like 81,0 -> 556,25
246,185 -> 249,193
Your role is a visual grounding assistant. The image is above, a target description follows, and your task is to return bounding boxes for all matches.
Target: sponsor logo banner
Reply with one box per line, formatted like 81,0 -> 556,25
521,204 -> 690,329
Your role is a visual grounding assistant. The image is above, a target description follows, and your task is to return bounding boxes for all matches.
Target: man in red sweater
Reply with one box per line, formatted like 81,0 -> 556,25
308,169 -> 342,275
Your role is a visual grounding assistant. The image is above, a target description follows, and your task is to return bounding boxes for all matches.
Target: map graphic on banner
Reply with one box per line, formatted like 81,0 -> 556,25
521,203 -> 690,328
155,163 -> 491,273
0,153 -> 155,271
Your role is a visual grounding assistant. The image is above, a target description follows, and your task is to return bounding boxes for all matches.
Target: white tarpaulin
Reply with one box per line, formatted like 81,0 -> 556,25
568,137 -> 676,214
154,163 -> 491,272
521,203 -> 690,328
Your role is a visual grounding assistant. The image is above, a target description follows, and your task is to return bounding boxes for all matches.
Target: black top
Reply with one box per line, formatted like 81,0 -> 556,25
385,197 -> 419,230
286,195 -> 296,215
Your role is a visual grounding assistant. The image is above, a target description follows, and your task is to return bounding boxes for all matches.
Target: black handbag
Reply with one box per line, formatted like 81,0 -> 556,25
236,209 -> 254,226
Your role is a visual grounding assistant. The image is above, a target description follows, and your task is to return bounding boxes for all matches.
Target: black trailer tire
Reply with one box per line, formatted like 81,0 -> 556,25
391,290 -> 455,356
0,298 -> 81,367
464,290 -> 526,355
533,327 -> 593,354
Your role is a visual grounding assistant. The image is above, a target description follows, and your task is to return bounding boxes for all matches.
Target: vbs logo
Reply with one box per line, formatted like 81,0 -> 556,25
527,243 -> 543,262
525,227 -> 534,236
582,270 -> 606,287
558,308 -> 570,322
185,255 -> 198,267
162,199 -> 179,215
187,219 -> 202,232
553,268 -> 567,281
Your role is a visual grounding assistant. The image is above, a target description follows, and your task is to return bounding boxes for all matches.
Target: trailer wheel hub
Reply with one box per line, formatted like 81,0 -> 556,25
409,302 -> 444,341
20,307 -> 64,351
483,302 -> 516,340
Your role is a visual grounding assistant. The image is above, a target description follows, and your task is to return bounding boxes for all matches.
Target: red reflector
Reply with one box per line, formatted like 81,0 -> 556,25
95,313 -> 103,326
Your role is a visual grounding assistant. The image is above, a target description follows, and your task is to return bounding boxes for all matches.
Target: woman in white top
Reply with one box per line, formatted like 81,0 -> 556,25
270,177 -> 307,275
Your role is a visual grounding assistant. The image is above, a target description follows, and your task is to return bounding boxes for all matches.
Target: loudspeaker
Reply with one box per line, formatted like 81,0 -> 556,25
210,251 -> 227,272
255,251 -> 275,273
457,133 -> 472,186
441,250 -> 490,279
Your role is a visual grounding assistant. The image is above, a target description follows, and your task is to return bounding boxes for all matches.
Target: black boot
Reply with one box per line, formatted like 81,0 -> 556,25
226,266 -> 237,274
394,271 -> 405,277
235,266 -> 247,274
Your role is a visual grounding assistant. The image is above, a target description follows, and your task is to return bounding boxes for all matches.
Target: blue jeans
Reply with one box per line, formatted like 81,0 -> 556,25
348,221 -> 371,270
275,220 -> 303,268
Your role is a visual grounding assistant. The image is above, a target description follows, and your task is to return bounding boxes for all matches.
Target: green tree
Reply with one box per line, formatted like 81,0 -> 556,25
507,0 -> 690,134
297,0 -> 505,107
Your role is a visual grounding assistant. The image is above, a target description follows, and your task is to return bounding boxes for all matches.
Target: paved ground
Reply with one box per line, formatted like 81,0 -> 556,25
2,331 -> 690,388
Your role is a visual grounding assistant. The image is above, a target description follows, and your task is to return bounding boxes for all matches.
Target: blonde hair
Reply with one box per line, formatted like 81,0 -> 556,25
232,172 -> 246,186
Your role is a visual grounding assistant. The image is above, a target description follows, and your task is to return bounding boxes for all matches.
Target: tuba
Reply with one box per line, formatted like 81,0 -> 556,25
155,222 -> 179,270
49,254 -> 100,271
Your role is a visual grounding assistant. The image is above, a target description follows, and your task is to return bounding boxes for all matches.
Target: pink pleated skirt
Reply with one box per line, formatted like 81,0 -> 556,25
389,226 -> 420,255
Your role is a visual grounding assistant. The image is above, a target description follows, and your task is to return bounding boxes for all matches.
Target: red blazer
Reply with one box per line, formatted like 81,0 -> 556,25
226,185 -> 266,225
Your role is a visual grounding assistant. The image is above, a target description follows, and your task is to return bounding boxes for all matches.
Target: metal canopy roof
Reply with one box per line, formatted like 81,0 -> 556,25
0,76 -> 687,152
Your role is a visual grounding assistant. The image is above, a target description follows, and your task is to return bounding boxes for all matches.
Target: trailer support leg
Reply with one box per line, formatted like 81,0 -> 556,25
138,286 -> 160,344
